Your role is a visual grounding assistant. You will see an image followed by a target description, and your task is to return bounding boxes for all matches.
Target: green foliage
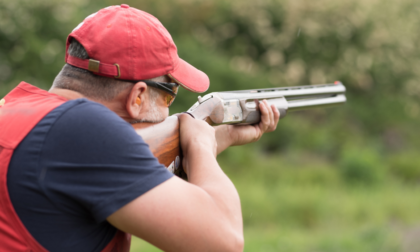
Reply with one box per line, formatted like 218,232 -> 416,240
241,226 -> 401,252
338,146 -> 385,185
389,151 -> 420,183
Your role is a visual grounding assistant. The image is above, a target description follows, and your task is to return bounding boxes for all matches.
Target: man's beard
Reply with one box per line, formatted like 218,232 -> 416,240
130,98 -> 166,124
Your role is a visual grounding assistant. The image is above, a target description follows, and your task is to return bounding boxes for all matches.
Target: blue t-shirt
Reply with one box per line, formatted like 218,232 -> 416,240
7,99 -> 173,252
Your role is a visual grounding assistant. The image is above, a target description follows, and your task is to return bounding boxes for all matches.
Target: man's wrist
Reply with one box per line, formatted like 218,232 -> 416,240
183,143 -> 218,175
225,124 -> 238,146
215,125 -> 236,154
183,137 -> 217,156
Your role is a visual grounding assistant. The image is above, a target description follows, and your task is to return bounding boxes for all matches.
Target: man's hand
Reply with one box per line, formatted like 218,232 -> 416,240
177,113 -> 218,174
214,99 -> 280,154
178,113 -> 217,157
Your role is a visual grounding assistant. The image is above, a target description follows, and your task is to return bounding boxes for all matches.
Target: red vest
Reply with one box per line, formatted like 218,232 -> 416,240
0,82 -> 131,252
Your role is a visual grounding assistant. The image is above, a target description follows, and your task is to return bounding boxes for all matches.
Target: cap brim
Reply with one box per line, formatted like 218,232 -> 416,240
168,59 -> 209,93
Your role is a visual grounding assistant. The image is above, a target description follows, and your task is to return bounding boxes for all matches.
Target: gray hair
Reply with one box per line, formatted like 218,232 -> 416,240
53,39 -> 161,101
67,39 -> 89,59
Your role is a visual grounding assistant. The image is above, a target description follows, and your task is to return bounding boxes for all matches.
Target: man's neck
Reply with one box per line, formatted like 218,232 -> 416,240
49,87 -> 85,100
49,87 -> 132,122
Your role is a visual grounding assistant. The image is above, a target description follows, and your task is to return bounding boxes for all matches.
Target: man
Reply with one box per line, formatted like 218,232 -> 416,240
0,4 -> 280,252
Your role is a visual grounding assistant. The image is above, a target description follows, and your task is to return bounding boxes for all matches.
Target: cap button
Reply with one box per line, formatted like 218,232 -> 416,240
121,4 -> 130,8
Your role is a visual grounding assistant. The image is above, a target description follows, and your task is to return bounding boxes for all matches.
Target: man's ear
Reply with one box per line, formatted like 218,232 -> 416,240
126,82 -> 148,119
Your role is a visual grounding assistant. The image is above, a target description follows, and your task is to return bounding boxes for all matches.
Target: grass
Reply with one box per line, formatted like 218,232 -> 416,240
129,147 -> 420,252
130,184 -> 419,251
131,237 -> 162,252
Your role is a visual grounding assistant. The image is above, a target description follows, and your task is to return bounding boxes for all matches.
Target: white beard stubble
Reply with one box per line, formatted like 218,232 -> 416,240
130,95 -> 166,124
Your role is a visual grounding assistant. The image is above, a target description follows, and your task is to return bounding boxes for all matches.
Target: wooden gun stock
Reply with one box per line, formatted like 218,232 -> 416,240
132,115 -> 186,178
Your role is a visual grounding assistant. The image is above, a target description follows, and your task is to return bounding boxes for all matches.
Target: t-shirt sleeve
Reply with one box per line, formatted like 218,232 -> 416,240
39,100 -> 173,223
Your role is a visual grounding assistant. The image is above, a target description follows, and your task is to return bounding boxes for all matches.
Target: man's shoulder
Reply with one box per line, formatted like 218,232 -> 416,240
44,98 -> 142,149
51,98 -> 133,134
57,98 -> 122,121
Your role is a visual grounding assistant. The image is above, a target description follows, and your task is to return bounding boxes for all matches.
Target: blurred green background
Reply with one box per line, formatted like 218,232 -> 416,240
1,0 -> 420,251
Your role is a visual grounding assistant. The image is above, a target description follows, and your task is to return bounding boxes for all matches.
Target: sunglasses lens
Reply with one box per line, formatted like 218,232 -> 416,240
165,94 -> 175,106
165,84 -> 178,106
142,80 -> 178,107
172,84 -> 179,95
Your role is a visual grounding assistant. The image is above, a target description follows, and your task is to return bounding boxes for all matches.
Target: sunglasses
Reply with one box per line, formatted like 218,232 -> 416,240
142,80 -> 179,107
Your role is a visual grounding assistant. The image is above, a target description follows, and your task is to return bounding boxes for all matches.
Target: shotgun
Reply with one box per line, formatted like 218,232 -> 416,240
132,81 -> 346,177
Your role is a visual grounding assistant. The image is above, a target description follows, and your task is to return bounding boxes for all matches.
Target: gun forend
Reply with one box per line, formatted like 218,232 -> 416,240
187,81 -> 347,125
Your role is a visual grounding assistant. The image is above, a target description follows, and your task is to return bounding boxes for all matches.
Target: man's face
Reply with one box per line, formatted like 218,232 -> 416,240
134,75 -> 173,123
140,87 -> 170,123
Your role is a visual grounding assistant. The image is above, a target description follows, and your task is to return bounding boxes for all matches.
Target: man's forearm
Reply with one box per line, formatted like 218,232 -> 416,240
184,144 -> 243,249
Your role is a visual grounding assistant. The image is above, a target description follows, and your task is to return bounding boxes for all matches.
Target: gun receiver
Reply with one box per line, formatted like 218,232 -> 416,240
186,81 -> 346,125
133,82 -> 346,176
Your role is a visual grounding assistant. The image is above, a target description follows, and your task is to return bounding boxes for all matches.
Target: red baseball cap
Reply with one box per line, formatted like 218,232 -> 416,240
65,4 -> 209,93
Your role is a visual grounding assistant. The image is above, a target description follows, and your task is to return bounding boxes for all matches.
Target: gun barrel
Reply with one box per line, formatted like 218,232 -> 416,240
286,94 -> 346,111
232,81 -> 345,97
